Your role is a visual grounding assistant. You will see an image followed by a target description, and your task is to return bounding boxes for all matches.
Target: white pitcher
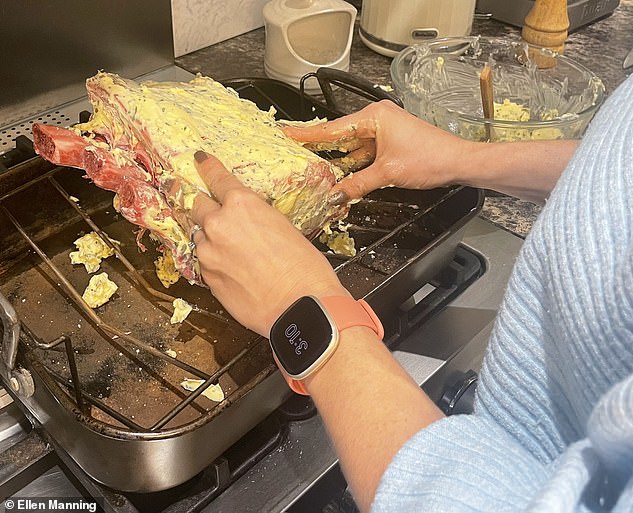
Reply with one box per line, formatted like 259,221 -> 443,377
263,0 -> 357,92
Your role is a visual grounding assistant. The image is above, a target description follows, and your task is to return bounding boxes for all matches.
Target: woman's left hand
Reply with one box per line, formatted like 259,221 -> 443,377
189,151 -> 349,337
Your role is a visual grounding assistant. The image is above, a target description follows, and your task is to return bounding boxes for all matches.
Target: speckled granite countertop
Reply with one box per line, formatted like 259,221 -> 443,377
176,0 -> 633,238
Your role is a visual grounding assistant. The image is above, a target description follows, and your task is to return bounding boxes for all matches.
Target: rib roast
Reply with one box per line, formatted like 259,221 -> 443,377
33,72 -> 348,286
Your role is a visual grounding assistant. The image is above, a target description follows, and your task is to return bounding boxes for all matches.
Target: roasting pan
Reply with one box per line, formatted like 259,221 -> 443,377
0,76 -> 483,492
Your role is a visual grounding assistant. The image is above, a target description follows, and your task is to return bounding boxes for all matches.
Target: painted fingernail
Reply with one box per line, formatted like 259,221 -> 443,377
328,191 -> 349,206
194,150 -> 208,163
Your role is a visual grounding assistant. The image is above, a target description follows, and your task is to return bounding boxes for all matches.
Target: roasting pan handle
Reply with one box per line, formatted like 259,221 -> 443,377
302,67 -> 403,113
0,292 -> 20,371
0,292 -> 34,397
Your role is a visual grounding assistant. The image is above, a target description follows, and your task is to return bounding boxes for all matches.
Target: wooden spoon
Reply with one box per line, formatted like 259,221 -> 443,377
479,64 -> 494,142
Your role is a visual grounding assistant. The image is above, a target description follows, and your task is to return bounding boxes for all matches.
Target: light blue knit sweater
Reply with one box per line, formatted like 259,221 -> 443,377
372,75 -> 633,513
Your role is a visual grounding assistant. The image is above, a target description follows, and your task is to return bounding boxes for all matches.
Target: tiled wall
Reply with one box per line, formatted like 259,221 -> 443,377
171,0 -> 269,57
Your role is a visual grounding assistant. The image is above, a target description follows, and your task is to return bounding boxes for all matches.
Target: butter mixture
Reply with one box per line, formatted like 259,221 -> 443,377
494,99 -> 531,122
170,298 -> 193,324
320,225 -> 356,257
181,378 -> 225,402
82,272 -> 118,308
70,232 -> 118,273
75,73 -> 345,237
490,99 -> 563,141
154,249 -> 180,288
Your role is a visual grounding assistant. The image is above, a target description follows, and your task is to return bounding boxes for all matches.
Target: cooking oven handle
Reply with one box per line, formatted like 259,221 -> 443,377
0,292 -> 20,371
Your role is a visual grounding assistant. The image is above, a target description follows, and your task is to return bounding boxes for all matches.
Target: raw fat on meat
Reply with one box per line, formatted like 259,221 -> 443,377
32,72 -> 349,286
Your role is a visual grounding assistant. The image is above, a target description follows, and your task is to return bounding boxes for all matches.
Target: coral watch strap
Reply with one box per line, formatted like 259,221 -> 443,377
284,297 -> 384,396
321,297 -> 385,339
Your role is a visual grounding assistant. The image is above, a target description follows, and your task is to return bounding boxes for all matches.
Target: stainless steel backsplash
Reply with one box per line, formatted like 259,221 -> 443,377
0,1 -> 174,128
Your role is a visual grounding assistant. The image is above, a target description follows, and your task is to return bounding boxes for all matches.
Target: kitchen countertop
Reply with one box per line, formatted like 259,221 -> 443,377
176,0 -> 633,238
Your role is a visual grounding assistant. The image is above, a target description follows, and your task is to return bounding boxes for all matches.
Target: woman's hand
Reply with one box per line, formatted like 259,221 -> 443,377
283,100 -> 579,204
282,100 -> 477,204
189,151 -> 349,337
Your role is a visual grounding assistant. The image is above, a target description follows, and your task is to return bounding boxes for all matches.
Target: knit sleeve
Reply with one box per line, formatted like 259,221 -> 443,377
371,414 -> 548,513
371,374 -> 633,513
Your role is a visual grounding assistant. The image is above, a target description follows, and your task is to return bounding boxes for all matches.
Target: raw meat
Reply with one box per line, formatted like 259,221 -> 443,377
33,123 -> 200,285
33,72 -> 349,286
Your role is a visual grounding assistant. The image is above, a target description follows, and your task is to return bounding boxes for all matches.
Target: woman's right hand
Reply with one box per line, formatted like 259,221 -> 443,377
281,100 -> 478,204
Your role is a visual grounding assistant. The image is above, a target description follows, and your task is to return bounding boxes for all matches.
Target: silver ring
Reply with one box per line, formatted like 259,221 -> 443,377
189,224 -> 203,251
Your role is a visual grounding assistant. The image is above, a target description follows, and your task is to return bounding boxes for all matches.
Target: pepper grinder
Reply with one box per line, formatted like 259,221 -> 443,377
521,0 -> 569,68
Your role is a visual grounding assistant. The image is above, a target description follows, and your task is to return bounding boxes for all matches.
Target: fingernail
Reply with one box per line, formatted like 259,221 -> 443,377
194,150 -> 208,163
328,191 -> 349,206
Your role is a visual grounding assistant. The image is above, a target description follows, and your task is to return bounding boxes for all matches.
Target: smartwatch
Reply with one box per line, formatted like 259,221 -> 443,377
269,296 -> 384,395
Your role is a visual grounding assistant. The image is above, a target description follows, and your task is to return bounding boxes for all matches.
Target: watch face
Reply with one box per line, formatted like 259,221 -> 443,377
270,296 -> 336,377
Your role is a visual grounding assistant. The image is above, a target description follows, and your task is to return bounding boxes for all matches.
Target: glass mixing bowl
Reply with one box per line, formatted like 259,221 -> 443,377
390,36 -> 605,142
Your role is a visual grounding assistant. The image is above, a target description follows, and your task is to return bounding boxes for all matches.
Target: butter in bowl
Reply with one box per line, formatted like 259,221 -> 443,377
390,36 -> 606,142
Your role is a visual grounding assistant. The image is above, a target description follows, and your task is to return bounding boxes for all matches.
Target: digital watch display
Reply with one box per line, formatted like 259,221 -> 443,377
269,296 -> 338,377
269,295 -> 384,395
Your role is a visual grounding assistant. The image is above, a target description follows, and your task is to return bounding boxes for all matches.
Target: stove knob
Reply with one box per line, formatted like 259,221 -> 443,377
278,394 -> 317,421
439,370 -> 478,415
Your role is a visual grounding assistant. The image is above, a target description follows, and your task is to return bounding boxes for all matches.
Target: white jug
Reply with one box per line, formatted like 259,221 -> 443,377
263,0 -> 357,93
